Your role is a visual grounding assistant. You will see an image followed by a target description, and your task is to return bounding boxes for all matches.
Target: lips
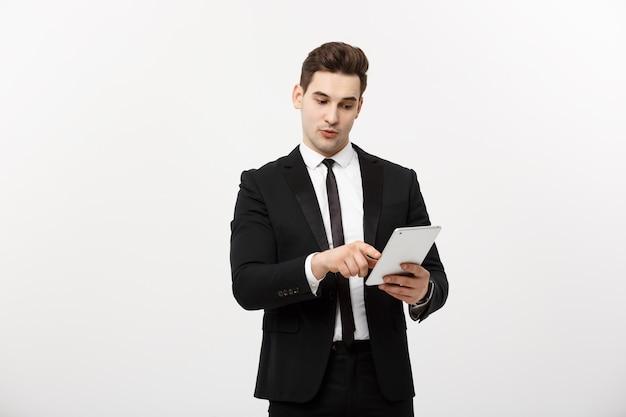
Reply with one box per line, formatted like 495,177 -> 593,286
320,129 -> 338,138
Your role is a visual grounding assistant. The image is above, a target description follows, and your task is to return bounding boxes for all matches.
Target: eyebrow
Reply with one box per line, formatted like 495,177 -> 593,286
312,91 -> 358,102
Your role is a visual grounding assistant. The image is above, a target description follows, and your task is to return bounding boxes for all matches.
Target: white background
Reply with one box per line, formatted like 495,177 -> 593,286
1,1 -> 625,416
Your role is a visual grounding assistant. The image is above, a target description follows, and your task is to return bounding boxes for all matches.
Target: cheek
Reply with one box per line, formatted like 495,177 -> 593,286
342,119 -> 356,131
304,110 -> 321,127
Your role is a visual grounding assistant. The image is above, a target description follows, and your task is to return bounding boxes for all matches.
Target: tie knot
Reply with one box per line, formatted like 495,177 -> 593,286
323,158 -> 335,169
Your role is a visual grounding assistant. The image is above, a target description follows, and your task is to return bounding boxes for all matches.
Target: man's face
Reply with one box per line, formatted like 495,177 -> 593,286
292,71 -> 363,157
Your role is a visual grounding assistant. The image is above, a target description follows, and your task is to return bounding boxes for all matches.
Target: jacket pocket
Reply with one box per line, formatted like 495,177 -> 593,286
263,311 -> 300,333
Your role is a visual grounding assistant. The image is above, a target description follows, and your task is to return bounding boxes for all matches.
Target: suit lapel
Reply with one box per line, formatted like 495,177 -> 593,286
282,144 -> 383,250
354,145 -> 383,247
283,147 -> 330,252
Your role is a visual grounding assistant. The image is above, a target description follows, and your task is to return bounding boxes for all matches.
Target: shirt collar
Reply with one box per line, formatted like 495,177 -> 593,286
299,142 -> 356,170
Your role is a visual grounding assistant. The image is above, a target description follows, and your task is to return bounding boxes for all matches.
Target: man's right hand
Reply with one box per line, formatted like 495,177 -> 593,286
311,241 -> 381,280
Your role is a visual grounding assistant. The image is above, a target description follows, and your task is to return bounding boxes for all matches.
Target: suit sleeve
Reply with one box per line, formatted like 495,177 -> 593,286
230,169 -> 317,310
406,169 -> 448,321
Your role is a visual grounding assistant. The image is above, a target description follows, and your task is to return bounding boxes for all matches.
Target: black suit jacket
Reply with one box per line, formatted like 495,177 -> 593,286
230,144 -> 447,403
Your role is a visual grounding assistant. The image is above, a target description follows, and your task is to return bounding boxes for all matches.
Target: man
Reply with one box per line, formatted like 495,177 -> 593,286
230,41 -> 448,417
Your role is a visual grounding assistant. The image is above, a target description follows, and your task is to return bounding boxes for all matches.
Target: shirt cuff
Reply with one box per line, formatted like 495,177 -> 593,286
409,280 -> 434,321
305,253 -> 323,295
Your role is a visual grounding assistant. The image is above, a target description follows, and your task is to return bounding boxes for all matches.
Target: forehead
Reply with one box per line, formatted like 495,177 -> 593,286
306,71 -> 361,100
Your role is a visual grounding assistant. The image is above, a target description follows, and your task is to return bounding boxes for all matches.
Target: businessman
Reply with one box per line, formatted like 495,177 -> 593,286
230,41 -> 448,416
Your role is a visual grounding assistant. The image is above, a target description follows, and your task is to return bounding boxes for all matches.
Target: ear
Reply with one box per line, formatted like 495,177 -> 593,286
355,96 -> 364,119
292,84 -> 304,109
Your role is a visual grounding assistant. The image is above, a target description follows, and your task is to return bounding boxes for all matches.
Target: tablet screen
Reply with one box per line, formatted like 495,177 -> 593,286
365,225 -> 441,286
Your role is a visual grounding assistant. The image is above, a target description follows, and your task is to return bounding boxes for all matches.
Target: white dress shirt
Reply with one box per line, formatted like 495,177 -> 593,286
299,142 -> 370,341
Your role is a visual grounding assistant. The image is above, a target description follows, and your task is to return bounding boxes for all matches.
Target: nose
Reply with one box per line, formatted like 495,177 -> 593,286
324,106 -> 339,125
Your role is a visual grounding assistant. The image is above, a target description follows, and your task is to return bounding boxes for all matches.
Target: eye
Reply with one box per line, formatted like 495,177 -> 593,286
342,104 -> 354,110
316,99 -> 327,105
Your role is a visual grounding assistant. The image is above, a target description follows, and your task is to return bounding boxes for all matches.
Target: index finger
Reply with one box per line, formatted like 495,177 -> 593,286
400,262 -> 429,279
359,242 -> 381,261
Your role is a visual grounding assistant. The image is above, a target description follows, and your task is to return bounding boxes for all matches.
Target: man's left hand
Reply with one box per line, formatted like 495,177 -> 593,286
378,263 -> 430,304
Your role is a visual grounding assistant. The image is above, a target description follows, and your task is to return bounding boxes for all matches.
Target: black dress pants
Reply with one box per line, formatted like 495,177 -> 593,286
268,341 -> 414,417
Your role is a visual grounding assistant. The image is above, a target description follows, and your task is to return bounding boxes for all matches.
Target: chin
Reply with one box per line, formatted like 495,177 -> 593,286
321,138 -> 346,150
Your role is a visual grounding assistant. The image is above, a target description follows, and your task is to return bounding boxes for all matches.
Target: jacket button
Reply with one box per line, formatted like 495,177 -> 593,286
294,287 -> 299,294
277,290 -> 284,297
288,289 -> 294,295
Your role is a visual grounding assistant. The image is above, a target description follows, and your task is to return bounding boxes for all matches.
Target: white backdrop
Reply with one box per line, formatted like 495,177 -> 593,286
1,1 -> 625,416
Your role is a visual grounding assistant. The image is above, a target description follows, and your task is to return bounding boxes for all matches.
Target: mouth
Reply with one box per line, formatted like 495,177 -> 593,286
320,129 -> 338,138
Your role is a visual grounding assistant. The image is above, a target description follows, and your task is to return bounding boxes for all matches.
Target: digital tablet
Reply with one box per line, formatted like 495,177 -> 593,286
365,225 -> 441,286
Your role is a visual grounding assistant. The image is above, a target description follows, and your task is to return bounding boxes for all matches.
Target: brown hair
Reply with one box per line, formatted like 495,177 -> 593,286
300,42 -> 369,97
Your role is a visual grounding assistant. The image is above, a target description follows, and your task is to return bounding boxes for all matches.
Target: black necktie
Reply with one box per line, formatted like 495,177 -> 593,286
323,158 -> 355,346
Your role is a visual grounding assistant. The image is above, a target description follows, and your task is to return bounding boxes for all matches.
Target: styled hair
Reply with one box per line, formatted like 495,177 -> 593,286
299,42 -> 369,97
